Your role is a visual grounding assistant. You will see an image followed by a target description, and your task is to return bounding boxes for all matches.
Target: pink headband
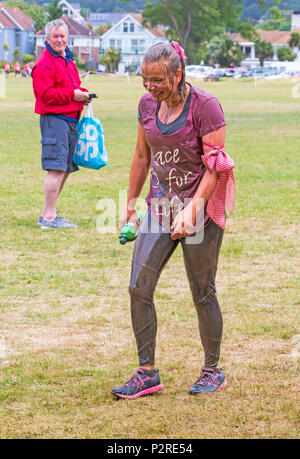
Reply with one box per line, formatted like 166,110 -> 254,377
171,41 -> 187,60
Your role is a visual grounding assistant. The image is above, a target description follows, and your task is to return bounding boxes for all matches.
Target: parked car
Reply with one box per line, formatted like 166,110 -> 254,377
249,67 -> 276,78
204,69 -> 223,81
186,65 -> 213,79
264,70 -> 300,80
233,70 -> 253,78
222,67 -> 247,77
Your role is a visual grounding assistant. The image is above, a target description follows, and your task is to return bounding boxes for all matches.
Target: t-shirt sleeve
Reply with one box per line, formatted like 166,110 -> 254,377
137,98 -> 144,127
197,96 -> 226,137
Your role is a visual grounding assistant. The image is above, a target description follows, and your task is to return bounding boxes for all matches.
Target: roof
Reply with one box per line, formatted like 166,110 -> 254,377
130,13 -> 167,38
36,16 -> 98,37
230,28 -> 300,46
0,10 -> 15,28
0,3 -> 35,30
100,13 -> 167,39
89,12 -> 126,27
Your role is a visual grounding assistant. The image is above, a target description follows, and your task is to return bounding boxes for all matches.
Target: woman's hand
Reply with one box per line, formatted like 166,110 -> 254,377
119,208 -> 140,231
170,201 -> 196,240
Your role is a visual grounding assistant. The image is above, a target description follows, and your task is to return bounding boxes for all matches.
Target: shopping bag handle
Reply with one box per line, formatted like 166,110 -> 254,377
86,102 -> 93,118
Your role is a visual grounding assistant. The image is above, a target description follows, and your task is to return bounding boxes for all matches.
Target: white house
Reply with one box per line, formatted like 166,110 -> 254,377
291,11 -> 300,30
230,27 -> 300,66
100,13 -> 169,72
58,0 -> 85,25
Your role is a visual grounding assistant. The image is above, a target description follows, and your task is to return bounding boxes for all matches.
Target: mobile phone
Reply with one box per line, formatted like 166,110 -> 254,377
88,93 -> 97,98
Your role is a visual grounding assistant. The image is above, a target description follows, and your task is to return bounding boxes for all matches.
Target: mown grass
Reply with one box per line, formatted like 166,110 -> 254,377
0,74 -> 299,439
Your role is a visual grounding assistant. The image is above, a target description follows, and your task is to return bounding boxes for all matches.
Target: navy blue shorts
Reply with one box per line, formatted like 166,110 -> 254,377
40,115 -> 79,173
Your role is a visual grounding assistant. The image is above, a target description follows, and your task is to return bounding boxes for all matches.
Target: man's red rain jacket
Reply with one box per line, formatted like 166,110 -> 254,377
32,48 -> 87,119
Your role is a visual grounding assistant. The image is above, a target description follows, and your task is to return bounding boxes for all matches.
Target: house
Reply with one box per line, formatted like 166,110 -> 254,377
229,27 -> 300,66
58,0 -> 85,25
291,11 -> 300,30
0,2 -> 35,62
100,13 -> 168,72
35,16 -> 100,66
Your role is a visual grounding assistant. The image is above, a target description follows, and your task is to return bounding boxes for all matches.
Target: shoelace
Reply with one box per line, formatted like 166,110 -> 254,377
195,369 -> 215,386
125,371 -> 144,388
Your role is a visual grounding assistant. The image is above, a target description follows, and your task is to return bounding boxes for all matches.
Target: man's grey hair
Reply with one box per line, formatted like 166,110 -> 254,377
45,19 -> 69,39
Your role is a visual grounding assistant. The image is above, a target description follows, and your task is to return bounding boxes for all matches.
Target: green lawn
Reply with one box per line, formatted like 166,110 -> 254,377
0,74 -> 299,439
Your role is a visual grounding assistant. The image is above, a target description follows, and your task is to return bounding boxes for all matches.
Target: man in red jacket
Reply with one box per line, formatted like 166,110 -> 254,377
32,19 -> 90,229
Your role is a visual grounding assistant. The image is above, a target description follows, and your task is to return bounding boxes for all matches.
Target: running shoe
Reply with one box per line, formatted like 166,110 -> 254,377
189,367 -> 227,395
38,215 -> 73,225
111,368 -> 163,399
40,216 -> 77,229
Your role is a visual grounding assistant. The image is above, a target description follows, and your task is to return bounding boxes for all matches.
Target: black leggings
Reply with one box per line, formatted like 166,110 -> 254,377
129,213 -> 224,368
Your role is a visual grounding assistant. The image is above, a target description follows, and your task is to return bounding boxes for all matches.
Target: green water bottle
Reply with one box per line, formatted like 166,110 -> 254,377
119,211 -> 144,245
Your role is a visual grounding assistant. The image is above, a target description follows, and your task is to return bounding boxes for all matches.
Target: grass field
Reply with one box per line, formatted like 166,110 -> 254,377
0,73 -> 299,439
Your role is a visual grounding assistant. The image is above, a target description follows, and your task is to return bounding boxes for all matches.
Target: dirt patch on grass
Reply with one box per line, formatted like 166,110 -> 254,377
0,294 -> 131,365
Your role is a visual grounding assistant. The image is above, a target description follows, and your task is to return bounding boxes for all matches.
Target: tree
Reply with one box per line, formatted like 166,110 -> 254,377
22,53 -> 36,64
288,31 -> 300,49
128,0 -> 268,63
7,0 -> 48,32
259,6 -> 290,31
277,46 -> 296,62
13,48 -> 21,62
205,35 -> 245,67
96,23 -> 112,36
254,39 -> 274,66
100,48 -> 121,73
47,0 -> 63,22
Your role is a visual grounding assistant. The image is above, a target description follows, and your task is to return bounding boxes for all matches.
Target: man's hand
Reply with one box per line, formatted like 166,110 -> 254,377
73,89 -> 90,105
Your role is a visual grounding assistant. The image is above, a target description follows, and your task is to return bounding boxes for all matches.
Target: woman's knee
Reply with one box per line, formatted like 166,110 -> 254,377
129,281 -> 154,303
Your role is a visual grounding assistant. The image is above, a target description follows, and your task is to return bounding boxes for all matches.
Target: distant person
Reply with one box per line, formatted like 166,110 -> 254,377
14,62 -> 21,77
111,42 -> 235,399
4,63 -> 10,77
24,63 -> 31,77
31,19 -> 91,229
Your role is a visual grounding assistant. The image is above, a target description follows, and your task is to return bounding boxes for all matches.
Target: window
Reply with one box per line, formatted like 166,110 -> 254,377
131,39 -> 145,54
123,22 -> 128,33
16,30 -> 21,48
109,39 -> 121,51
139,40 -> 145,53
131,39 -> 138,54
130,23 -> 135,33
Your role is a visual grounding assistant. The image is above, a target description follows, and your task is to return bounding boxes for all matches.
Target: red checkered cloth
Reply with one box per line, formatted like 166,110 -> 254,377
202,143 -> 235,229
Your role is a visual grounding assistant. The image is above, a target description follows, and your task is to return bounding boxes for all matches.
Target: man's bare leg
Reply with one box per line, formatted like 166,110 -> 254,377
42,170 -> 67,221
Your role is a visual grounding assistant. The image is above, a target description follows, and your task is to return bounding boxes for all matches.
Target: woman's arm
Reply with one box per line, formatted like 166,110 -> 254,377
119,122 -> 151,229
170,126 -> 225,240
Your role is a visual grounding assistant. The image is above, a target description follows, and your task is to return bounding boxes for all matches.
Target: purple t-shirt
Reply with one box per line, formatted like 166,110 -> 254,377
138,84 -> 226,228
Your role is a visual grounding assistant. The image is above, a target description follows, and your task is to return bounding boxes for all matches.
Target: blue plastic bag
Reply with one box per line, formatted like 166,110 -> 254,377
74,103 -> 108,170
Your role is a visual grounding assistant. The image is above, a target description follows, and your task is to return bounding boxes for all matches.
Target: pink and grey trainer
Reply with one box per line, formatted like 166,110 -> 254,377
189,367 -> 227,395
111,368 -> 163,399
